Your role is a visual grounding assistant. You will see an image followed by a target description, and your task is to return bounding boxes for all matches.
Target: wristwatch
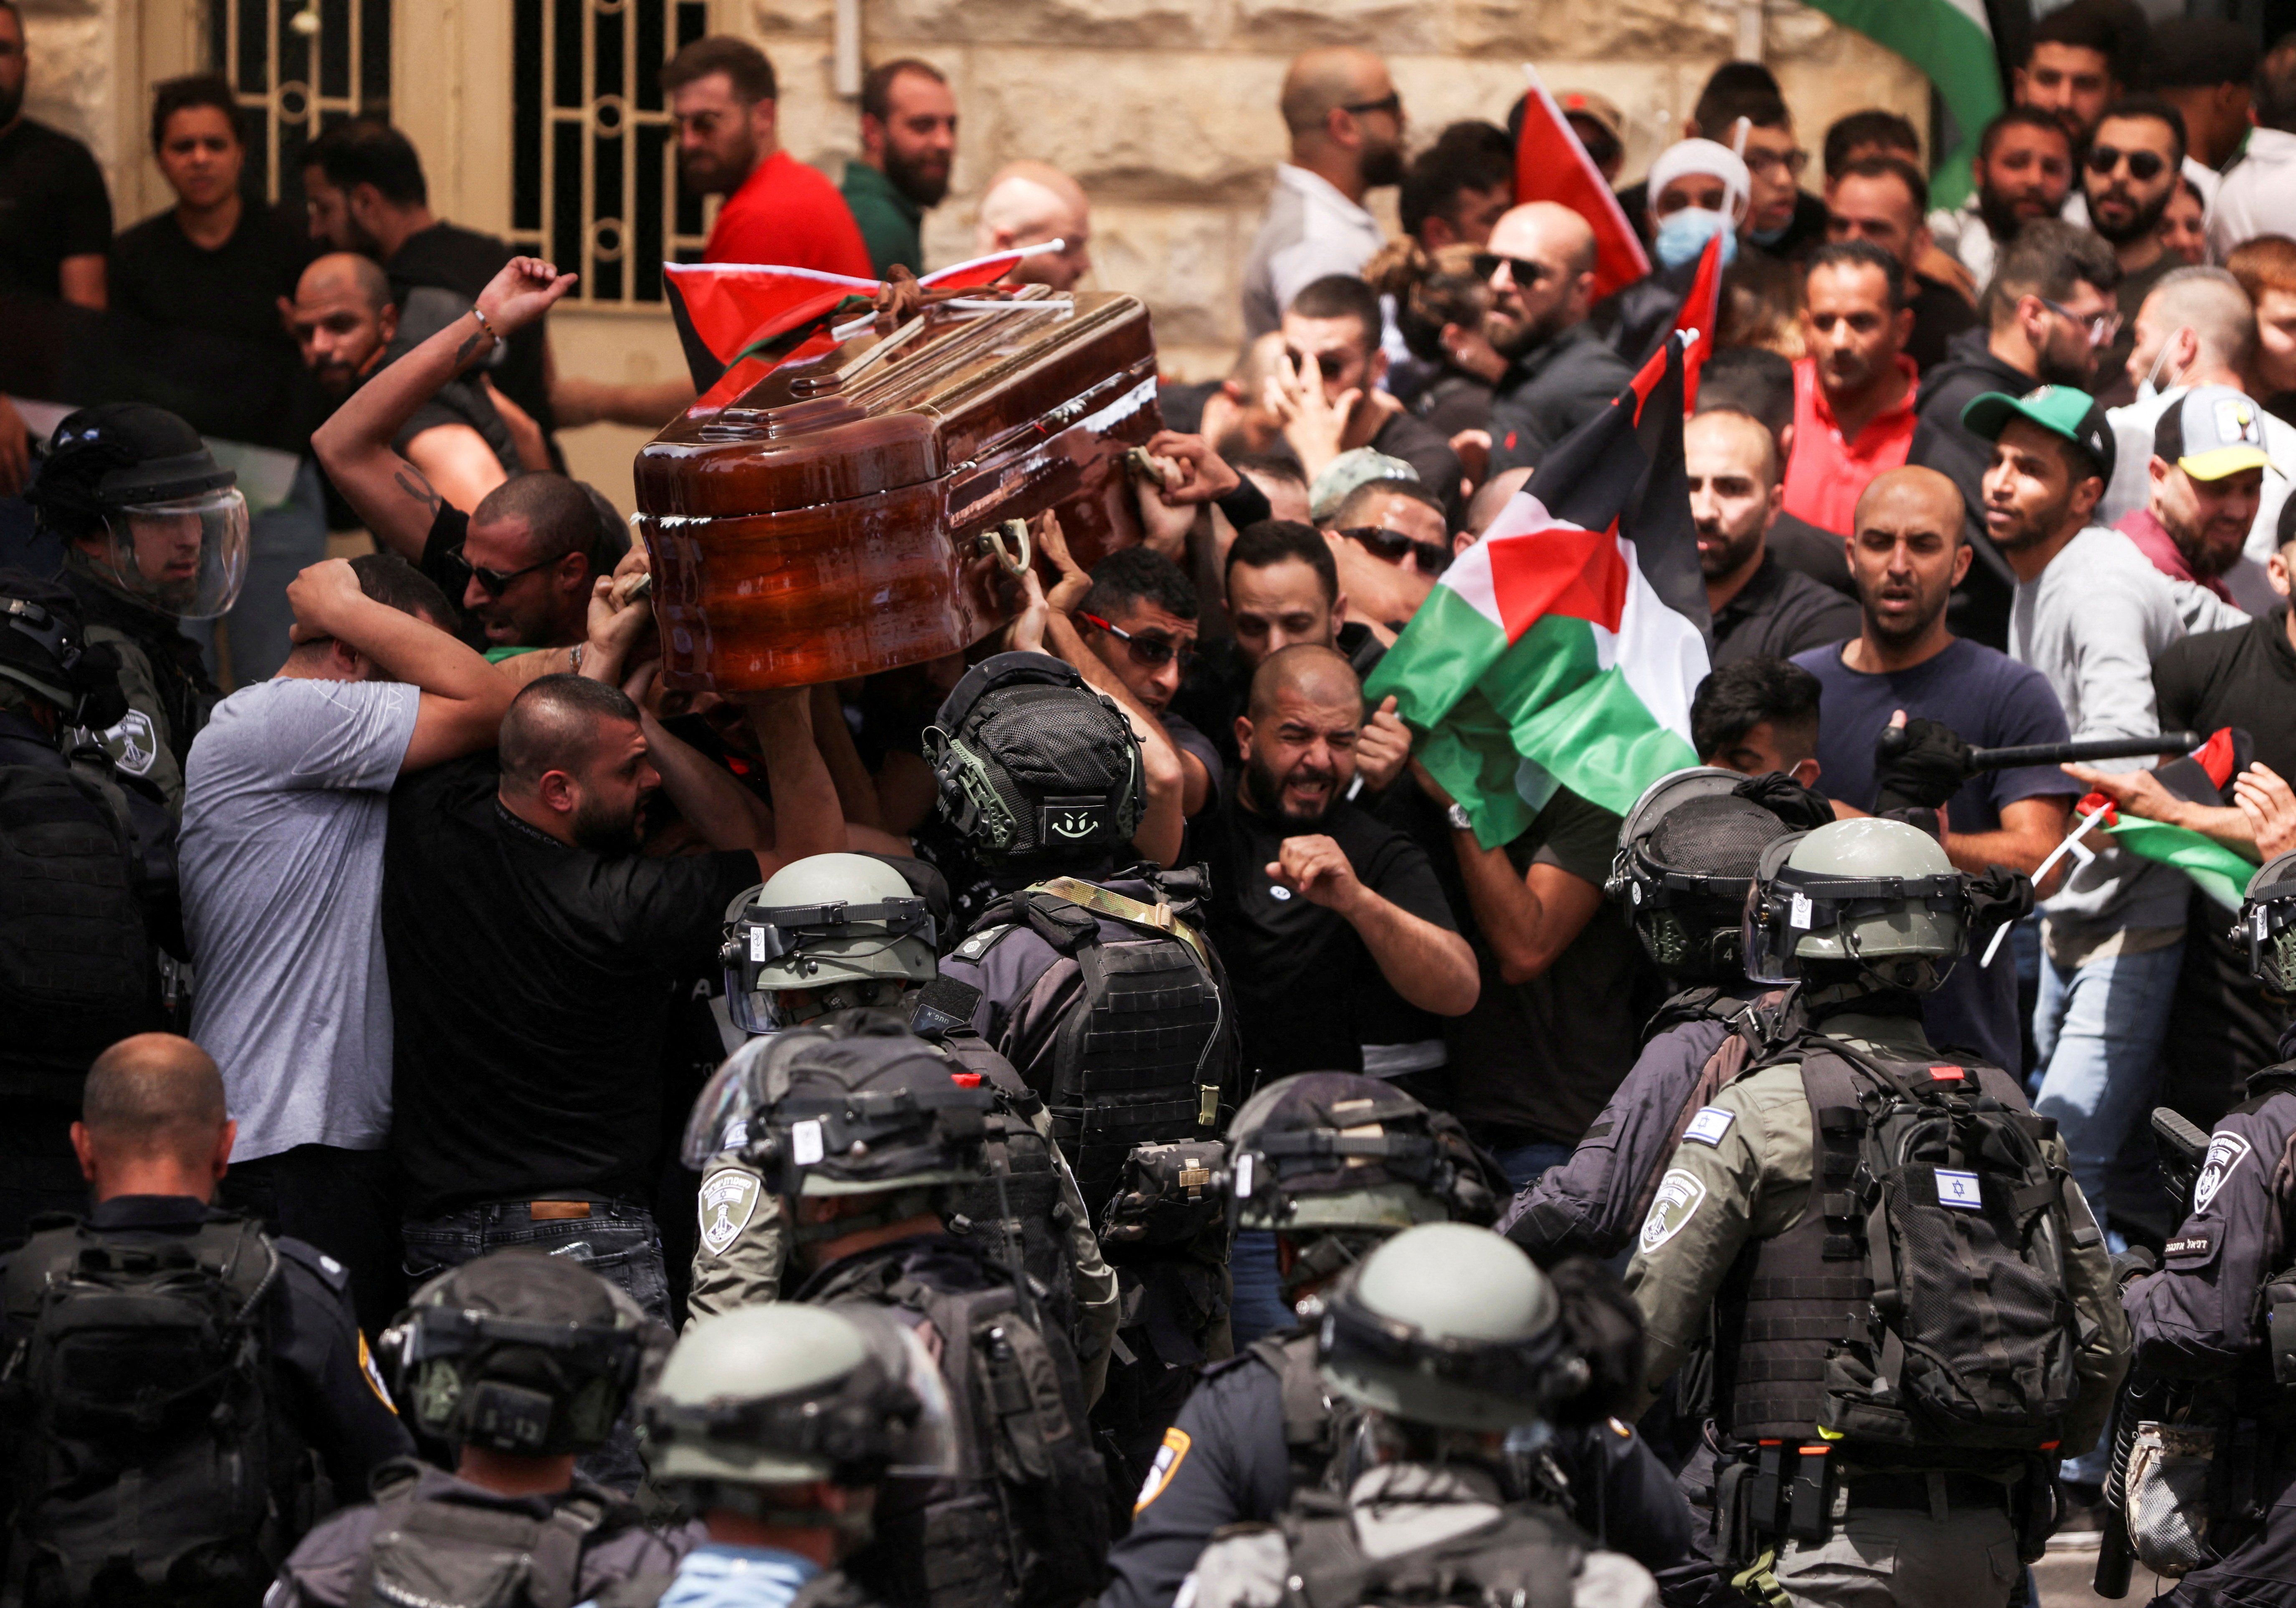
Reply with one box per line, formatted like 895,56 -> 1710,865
1446,802 -> 1473,833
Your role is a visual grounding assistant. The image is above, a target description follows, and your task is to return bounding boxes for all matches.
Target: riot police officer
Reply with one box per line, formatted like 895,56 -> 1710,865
270,1248 -> 694,1608
1624,817 -> 2129,1606
1501,768 -> 1823,1263
923,650 -> 1238,1492
2117,848 -> 2296,1604
1101,1072 -> 1697,1608
26,404 -> 249,814
1177,1223 -> 1661,1608
626,1302 -> 958,1608
686,851 -> 1119,1397
728,1011 -> 1110,1608
0,1035 -> 411,1608
0,568 -> 181,1246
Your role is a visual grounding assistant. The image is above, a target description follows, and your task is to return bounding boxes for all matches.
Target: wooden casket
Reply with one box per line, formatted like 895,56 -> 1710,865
633,288 -> 1163,691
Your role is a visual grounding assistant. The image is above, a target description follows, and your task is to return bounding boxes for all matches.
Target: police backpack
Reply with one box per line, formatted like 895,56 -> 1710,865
346,1464 -> 627,1608
0,1214 -> 305,1608
1728,1029 -> 2086,1451
1269,1481 -> 1589,1608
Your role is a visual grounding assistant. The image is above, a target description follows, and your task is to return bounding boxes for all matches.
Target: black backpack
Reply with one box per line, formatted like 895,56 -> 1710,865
1,1215 -> 305,1608
1273,1484 -> 1588,1608
345,1464 -> 625,1608
0,758 -> 162,1081
1789,1035 -> 2085,1451
808,1255 -> 1110,1608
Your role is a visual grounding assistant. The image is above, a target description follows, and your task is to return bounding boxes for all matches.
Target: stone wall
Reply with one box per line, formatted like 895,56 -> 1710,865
754,0 -> 1935,379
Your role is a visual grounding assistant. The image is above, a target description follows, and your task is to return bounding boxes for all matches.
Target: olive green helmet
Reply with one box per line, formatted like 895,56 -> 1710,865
1742,817 -> 1971,993
2239,849 -> 2296,997
1317,1223 -> 1582,1433
645,1303 -> 954,1515
720,854 -> 938,1033
1226,1072 -> 1498,1236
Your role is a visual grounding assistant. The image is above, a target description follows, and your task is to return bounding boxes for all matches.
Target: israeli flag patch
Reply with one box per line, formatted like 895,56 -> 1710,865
1936,1168 -> 1984,1210
1683,1106 -> 1735,1147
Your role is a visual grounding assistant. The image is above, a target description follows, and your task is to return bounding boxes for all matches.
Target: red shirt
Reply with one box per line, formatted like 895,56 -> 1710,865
1782,355 -> 1920,536
703,149 -> 875,277
2115,506 -> 2238,603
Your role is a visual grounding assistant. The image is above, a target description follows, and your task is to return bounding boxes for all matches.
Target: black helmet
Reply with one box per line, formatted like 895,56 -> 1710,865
0,569 -> 128,729
384,1248 -> 663,1456
921,651 -> 1142,869
2239,849 -> 2296,997
30,405 -> 248,620
1609,768 -> 1800,981
684,1013 -> 994,1225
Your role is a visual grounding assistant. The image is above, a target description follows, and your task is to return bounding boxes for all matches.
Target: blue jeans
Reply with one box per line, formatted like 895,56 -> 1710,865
401,1198 -> 669,1491
1490,1141 -> 1575,1193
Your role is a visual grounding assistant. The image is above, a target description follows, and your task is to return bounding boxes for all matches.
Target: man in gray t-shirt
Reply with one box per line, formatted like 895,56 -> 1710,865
181,553 -> 512,1332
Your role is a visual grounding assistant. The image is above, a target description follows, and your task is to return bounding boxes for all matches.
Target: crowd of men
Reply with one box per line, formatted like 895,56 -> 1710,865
11,0 -> 2296,1605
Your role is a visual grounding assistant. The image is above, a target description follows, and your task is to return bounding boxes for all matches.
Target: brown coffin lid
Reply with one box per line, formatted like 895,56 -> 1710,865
633,290 -> 1156,520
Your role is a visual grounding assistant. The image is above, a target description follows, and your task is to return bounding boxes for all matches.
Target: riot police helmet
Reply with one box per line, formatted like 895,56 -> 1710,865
1317,1223 -> 1583,1433
30,405 -> 249,620
720,853 -> 939,1033
1609,767 -> 1802,981
384,1247 -> 663,1457
920,651 -> 1143,873
1742,816 -> 2028,994
644,1302 -> 955,1512
2239,849 -> 2296,997
0,569 -> 128,730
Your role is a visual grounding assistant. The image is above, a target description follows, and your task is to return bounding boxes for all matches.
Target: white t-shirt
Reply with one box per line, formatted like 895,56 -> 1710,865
181,677 -> 419,1160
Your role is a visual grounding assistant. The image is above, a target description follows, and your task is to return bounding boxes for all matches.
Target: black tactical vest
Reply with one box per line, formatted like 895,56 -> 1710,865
1277,1484 -> 1589,1608
346,1464 -> 626,1608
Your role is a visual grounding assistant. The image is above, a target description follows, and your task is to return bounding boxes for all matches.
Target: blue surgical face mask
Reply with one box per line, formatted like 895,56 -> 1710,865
1654,207 -> 1740,272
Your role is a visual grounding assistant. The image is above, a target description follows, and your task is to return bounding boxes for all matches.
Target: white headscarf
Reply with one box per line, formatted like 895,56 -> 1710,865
1646,139 -> 1751,226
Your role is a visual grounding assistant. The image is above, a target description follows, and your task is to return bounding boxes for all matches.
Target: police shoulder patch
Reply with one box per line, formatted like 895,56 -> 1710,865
356,1330 -> 397,1412
98,709 -> 157,777
2164,1232 -> 2216,1265
698,1167 -> 762,1258
1133,1426 -> 1191,1514
954,924 -> 1013,962
1639,1169 -> 1708,1254
2193,1130 -> 2254,1214
1682,1106 -> 1735,1147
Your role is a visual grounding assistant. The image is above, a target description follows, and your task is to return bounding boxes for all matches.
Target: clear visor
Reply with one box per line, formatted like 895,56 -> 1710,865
681,1038 -> 772,1169
1741,885 -> 1805,985
100,489 -> 250,619
2247,896 -> 2296,996
722,965 -> 801,1038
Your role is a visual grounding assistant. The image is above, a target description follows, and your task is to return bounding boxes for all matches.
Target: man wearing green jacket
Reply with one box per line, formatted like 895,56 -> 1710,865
841,59 -> 955,278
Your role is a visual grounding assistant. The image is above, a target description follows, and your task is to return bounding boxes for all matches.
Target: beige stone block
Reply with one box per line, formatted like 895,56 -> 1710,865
1452,0 -> 1736,61
864,0 -> 1224,52
1229,0 -> 1446,56
962,48 -> 1287,201
743,0 -> 835,38
21,8 -> 116,175
1088,201 -> 1246,351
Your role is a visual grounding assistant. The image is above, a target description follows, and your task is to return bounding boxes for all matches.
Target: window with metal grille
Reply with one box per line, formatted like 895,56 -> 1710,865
207,0 -> 392,215
511,0 -> 711,306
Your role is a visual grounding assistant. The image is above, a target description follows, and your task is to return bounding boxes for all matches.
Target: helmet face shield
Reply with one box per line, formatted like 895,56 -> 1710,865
100,488 -> 249,619
2242,858 -> 2296,996
683,1040 -> 769,1169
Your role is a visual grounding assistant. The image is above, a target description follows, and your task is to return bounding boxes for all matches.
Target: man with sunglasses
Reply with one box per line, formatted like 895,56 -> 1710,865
1240,47 -> 1404,343
1481,203 -> 1634,478
1320,476 -> 1445,635
1072,547 -> 1222,821
2078,98 -> 2190,401
1269,275 -> 1463,523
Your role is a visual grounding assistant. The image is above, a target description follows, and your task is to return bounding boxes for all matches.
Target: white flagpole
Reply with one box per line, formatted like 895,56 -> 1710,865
1977,800 -> 2112,967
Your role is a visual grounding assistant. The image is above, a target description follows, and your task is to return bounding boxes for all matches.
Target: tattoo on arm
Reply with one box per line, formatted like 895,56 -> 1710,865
452,332 -> 486,367
393,468 -> 443,514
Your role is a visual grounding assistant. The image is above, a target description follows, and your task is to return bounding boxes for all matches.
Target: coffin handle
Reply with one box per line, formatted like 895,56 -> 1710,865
980,518 -> 1032,579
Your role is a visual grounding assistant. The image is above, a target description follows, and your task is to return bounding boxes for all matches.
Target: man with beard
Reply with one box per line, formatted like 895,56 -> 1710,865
1909,219 -> 2119,646
1481,202 -> 1633,477
1790,466 -> 2076,1074
663,36 -> 870,277
2113,385 -> 2271,631
1269,273 -> 1464,521
1200,644 -> 1477,1081
842,59 -> 955,279
1688,408 -> 1858,666
1823,156 -> 1977,374
381,664 -> 848,1333
1240,46 -> 1404,342
283,252 -> 518,517
1929,109 -> 2076,289
2015,0 -> 2141,149
0,0 -> 106,313
2079,98 -> 2187,398
1781,241 -> 1918,536
2101,267 -> 2296,595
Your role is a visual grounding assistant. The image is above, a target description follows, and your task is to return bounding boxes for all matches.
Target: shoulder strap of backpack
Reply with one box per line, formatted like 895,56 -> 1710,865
345,1470 -> 428,1608
1027,876 -> 1213,972
523,1494 -> 610,1608
1252,1332 -> 1338,1480
1795,1045 -> 1874,1270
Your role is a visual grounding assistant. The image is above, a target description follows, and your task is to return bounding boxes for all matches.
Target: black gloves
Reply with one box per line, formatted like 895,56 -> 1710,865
1872,717 -> 1974,813
1731,771 -> 1833,830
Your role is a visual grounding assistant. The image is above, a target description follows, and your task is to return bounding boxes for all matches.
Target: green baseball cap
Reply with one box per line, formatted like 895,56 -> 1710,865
1959,384 -> 2116,486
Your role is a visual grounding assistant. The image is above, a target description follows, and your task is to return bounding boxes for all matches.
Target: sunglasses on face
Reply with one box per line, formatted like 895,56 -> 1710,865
2039,295 -> 2122,349
1338,525 -> 1450,577
1744,147 -> 1809,179
1343,91 -> 1402,119
447,548 -> 559,598
2086,144 -> 2167,182
1472,253 -> 1554,288
1080,611 -> 1196,671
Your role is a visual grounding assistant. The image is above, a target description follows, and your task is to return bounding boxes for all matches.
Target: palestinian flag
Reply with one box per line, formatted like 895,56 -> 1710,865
662,245 -> 1061,414
2079,728 -> 2261,911
1514,65 -> 1651,303
1365,336 -> 1710,845
1671,221 -> 1725,409
1799,0 -> 2002,212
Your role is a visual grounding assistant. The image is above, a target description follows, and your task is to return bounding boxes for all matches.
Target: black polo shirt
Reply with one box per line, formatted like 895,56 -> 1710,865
1709,551 -> 1861,668
382,754 -> 759,1217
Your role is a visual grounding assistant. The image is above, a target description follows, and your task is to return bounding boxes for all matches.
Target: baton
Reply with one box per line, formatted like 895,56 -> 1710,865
1963,732 -> 2201,771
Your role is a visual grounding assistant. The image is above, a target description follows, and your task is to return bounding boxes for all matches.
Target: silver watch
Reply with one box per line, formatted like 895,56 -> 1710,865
1446,802 -> 1473,832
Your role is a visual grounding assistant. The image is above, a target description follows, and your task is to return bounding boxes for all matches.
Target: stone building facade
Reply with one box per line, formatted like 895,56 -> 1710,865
18,0 -> 1927,508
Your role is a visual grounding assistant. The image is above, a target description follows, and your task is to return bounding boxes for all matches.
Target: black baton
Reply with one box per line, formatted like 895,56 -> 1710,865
1963,732 -> 2202,772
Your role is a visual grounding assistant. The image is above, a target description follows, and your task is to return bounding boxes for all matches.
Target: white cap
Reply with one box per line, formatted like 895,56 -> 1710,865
1646,138 -> 1750,222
